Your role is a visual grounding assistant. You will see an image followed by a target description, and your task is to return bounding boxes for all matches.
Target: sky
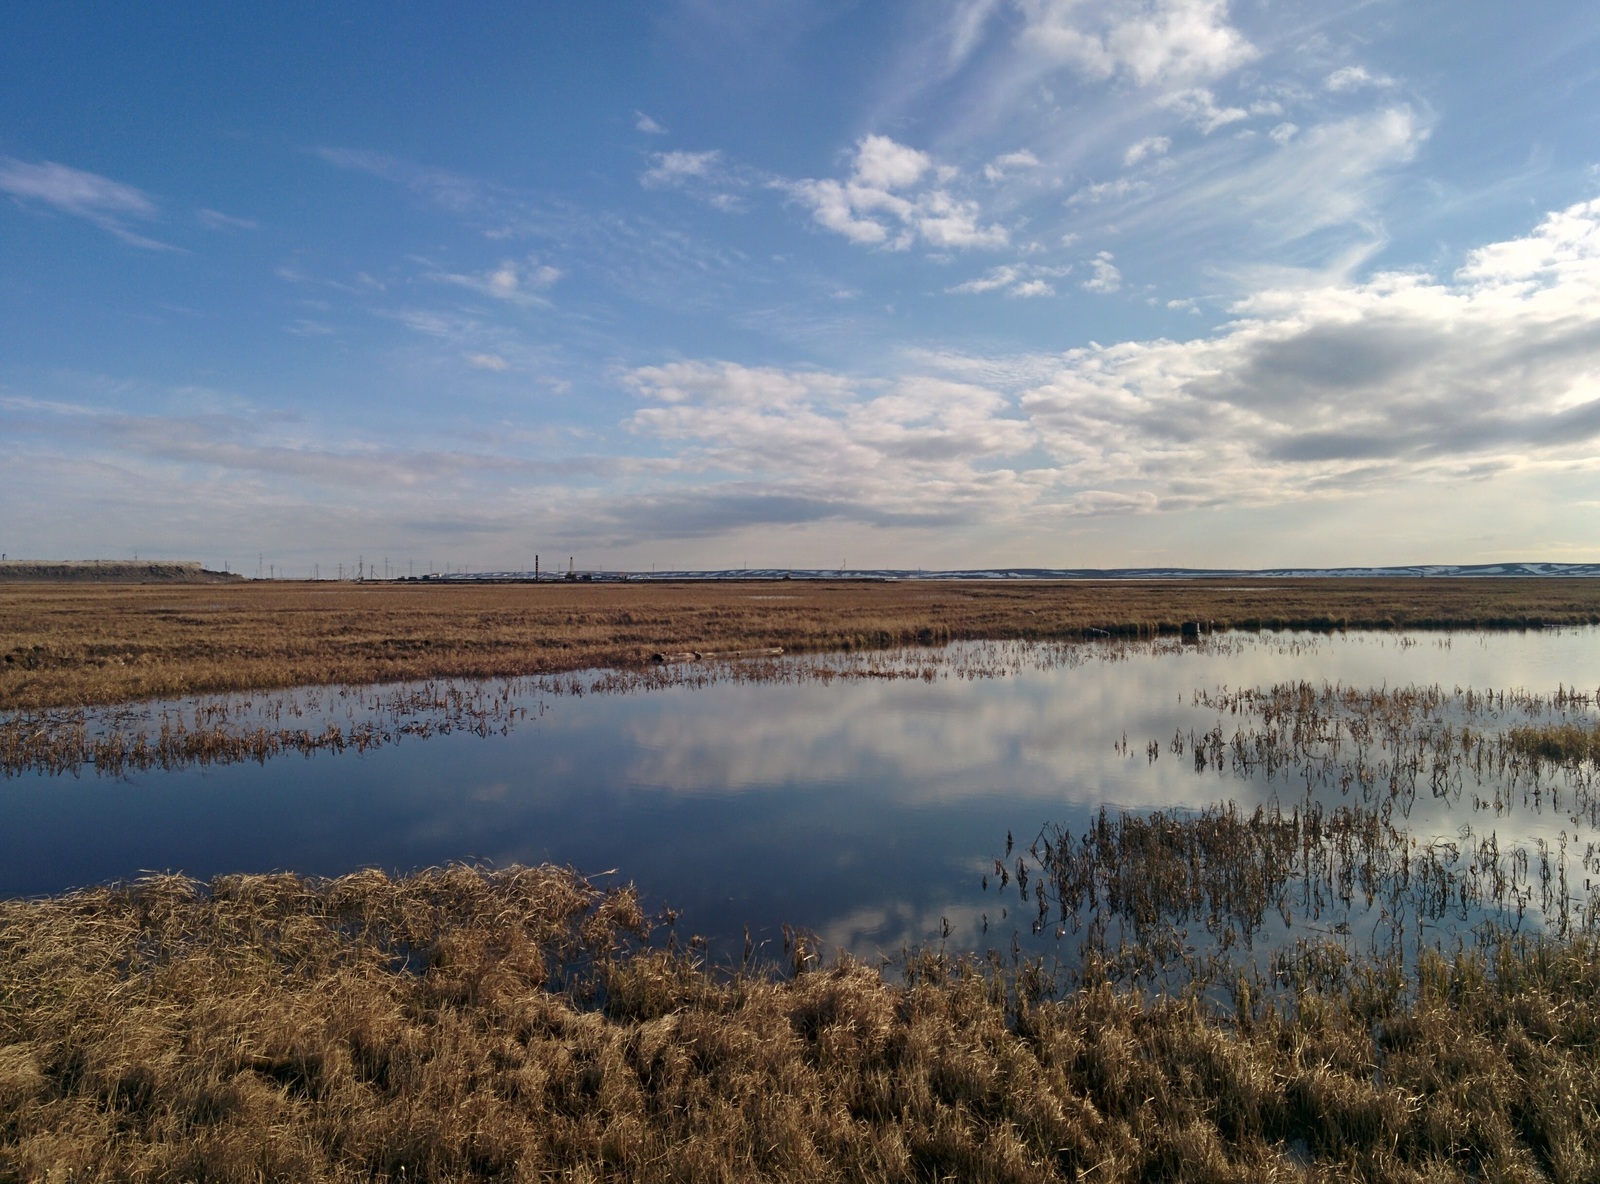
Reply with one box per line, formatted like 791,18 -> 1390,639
4,1 -> 1600,574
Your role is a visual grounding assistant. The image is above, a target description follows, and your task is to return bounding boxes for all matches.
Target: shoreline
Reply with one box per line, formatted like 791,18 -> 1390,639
7,577 -> 1600,713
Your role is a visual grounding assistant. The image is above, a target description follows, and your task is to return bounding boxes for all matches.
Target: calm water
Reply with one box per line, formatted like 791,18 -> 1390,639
5,629 -> 1599,965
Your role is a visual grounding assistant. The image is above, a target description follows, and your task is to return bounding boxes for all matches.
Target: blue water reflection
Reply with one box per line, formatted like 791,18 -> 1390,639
5,629 -> 1598,963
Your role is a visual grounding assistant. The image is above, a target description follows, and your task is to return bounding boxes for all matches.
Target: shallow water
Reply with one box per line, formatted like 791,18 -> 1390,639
5,629 -> 1599,968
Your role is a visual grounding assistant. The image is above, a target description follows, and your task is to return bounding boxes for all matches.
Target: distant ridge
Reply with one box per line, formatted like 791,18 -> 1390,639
421,562 -> 1600,582
0,560 -> 243,584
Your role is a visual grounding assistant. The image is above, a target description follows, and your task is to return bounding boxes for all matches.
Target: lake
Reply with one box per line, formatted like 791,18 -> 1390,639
5,628 -> 1598,972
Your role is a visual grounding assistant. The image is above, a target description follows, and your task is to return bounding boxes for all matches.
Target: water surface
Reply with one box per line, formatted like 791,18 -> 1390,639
5,629 -> 1598,967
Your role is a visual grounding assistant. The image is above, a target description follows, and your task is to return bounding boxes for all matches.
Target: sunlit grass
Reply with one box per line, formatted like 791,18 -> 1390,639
3,864 -> 1597,1181
6,577 -> 1600,711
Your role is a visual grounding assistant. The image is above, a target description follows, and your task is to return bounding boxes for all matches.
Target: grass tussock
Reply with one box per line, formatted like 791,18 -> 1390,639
6,577 -> 1600,711
1505,722 -> 1600,765
4,865 -> 1599,1182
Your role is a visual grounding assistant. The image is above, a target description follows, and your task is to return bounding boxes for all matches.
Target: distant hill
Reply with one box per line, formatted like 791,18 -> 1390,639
0,561 -> 243,584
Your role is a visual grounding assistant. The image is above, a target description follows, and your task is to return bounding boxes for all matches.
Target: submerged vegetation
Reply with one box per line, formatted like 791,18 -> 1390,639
4,864 -> 1598,1182
7,577 -> 1600,712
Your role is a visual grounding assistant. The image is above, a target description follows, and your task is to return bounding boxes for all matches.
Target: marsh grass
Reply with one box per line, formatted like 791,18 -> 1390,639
1013,800 -> 1599,989
0,637 -> 1119,778
7,577 -> 1600,712
1506,722 -> 1600,764
4,864 -> 1599,1182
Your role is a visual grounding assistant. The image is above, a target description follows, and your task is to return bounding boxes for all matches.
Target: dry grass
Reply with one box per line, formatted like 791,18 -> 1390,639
1506,723 -> 1600,765
6,578 -> 1600,711
3,864 -> 1597,1182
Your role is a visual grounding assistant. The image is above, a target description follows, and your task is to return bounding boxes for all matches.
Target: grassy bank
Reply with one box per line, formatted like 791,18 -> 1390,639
6,578 -> 1600,711
2,865 -> 1595,1182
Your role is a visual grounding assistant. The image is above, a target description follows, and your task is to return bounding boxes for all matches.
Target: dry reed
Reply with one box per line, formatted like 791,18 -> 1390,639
4,864 -> 1597,1182
6,578 -> 1600,712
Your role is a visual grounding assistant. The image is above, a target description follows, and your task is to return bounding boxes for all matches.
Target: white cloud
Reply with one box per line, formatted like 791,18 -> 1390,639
1116,106 -> 1425,249
1268,122 -> 1298,145
1162,87 -> 1249,134
1325,65 -> 1394,93
622,361 -> 1035,528
1123,135 -> 1172,166
1067,177 -> 1153,205
635,111 -> 668,134
1081,251 -> 1122,293
641,149 -> 723,189
196,208 -> 258,231
853,134 -> 932,190
1019,196 -> 1600,511
609,199 -> 1600,534
316,148 -> 488,216
0,156 -> 176,249
1011,279 -> 1056,298
984,149 -> 1042,181
787,135 -> 1009,251
789,179 -> 895,245
466,353 -> 510,371
1019,0 -> 1257,86
947,263 -> 1069,297
16,201 -> 1600,555
432,256 -> 561,304
948,0 -> 1006,69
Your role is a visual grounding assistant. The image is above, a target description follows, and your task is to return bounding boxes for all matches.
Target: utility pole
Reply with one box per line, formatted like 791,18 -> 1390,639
535,554 -> 539,582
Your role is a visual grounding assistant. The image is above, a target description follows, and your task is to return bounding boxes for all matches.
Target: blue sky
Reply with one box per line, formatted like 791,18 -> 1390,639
4,1 -> 1600,573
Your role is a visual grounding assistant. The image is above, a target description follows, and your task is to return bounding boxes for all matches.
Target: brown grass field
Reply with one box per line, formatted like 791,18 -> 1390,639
7,584 -> 1600,1178
6,577 -> 1600,712
3,865 -> 1595,1183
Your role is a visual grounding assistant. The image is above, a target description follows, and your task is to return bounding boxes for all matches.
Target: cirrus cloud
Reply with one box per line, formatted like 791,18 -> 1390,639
0,156 -> 177,250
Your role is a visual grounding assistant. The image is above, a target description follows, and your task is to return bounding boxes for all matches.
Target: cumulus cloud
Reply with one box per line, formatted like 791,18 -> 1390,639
1019,0 -> 1257,86
786,135 -> 1009,251
634,111 -> 668,134
854,135 -> 932,189
1081,251 -> 1122,293
0,156 -> 176,249
1020,196 -> 1600,510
